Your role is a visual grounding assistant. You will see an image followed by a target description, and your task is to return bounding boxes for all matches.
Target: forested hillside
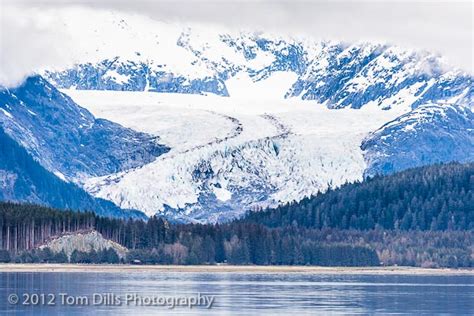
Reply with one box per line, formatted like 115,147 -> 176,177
0,202 -> 379,266
243,163 -> 473,230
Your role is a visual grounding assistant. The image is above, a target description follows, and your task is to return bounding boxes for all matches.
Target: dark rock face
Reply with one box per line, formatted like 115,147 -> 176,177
44,59 -> 229,96
0,127 -> 145,219
362,103 -> 474,177
0,76 -> 169,181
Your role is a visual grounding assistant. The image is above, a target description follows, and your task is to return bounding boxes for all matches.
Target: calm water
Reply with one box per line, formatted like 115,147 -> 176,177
0,272 -> 473,315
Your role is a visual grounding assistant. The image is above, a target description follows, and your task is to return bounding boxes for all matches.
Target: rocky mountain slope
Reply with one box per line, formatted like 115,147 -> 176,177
0,127 -> 144,218
0,76 -> 169,183
41,11 -> 472,111
362,103 -> 474,177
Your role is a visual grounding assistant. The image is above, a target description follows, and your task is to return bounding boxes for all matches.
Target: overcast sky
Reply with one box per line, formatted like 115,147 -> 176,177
1,0 -> 473,86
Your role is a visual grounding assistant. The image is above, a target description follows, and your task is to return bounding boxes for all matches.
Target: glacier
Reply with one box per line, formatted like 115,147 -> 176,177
67,89 -> 406,222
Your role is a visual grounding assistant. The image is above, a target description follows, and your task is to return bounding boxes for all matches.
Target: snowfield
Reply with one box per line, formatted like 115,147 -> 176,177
64,86 -> 407,222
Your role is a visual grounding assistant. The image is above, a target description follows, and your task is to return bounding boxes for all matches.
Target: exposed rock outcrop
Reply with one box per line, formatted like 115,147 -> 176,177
39,230 -> 128,259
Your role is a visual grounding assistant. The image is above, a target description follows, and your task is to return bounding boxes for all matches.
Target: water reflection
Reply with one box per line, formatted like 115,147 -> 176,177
0,272 -> 472,315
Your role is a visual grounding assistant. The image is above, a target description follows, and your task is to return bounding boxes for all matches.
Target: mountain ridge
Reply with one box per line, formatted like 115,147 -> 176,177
41,15 -> 472,111
0,127 -> 145,218
0,76 -> 169,183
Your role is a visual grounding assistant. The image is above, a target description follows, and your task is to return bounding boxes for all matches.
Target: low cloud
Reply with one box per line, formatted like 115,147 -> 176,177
0,5 -> 78,87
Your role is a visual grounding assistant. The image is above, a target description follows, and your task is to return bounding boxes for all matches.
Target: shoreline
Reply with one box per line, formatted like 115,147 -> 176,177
0,264 -> 473,275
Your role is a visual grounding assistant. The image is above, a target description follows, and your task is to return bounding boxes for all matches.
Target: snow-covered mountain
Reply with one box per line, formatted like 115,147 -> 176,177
0,123 -> 145,219
1,10 -> 472,222
42,11 -> 472,111
0,76 -> 169,183
0,76 -> 167,218
362,102 -> 474,177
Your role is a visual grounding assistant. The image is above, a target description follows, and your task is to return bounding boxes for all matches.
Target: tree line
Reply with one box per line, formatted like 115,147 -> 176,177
0,203 -> 379,266
0,247 -> 119,264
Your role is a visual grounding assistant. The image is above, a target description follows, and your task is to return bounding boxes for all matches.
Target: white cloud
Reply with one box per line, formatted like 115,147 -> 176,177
0,0 -> 472,87
0,5 -> 77,87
